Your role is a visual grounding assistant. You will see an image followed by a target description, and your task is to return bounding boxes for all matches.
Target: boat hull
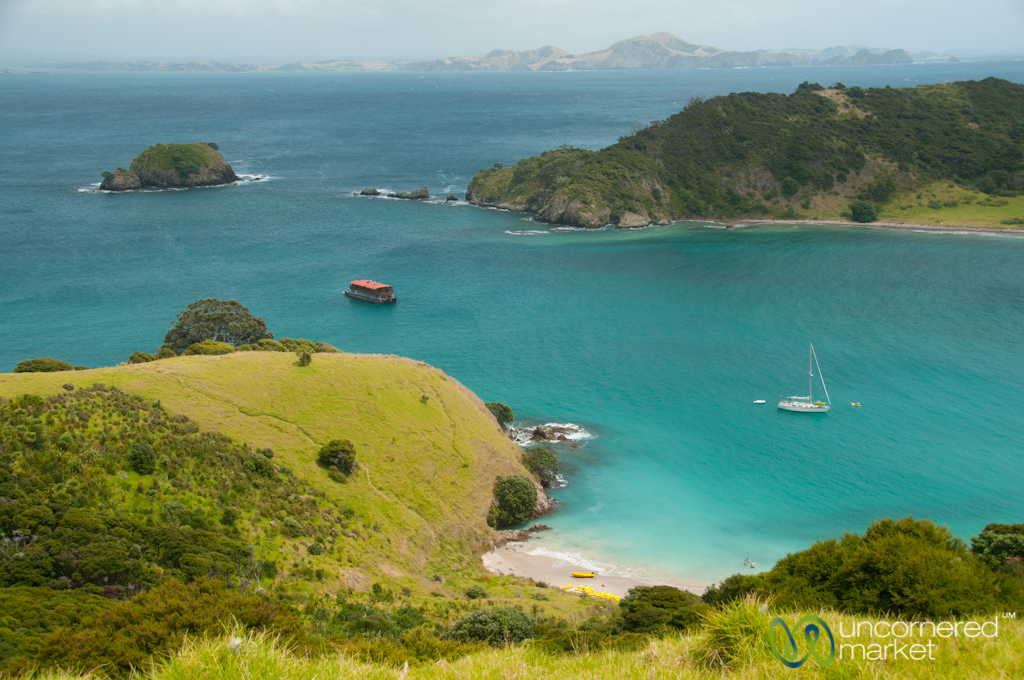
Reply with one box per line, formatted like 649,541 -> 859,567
778,402 -> 830,413
344,290 -> 396,304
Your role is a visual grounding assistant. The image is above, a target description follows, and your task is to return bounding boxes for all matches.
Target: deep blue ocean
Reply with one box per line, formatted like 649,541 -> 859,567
2,62 -> 1024,585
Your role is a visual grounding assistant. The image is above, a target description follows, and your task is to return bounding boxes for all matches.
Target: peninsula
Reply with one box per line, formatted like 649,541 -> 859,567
100,142 -> 238,190
466,78 -> 1024,229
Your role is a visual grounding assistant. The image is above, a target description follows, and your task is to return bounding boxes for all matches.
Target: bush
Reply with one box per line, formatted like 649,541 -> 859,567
243,453 -> 275,478
847,86 -> 866,98
484,402 -> 514,427
128,351 -> 156,364
14,358 -> 73,373
449,607 -> 535,647
465,585 -> 489,600
297,351 -> 312,367
307,542 -> 325,555
850,201 -> 878,223
257,339 -> 287,352
780,177 -> 799,197
314,342 -> 341,353
156,347 -> 177,359
184,340 -> 235,355
317,439 -> 357,475
163,298 -> 273,353
522,447 -> 559,488
488,476 -> 537,528
127,442 -> 156,475
619,585 -> 708,632
35,579 -> 309,678
972,523 -> 1024,569
220,507 -> 239,527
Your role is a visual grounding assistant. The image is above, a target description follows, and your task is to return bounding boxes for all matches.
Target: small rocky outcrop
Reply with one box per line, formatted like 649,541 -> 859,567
359,187 -> 380,196
530,424 -> 578,442
394,187 -> 429,199
100,168 -> 141,191
445,193 -> 457,202
101,142 -> 237,191
494,523 -> 552,547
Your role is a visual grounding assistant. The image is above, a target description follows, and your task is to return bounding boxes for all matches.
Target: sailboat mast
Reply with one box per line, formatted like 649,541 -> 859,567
808,343 -> 813,401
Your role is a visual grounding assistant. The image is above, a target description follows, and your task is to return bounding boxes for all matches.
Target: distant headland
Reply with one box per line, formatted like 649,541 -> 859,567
100,142 -> 238,191
466,78 -> 1024,230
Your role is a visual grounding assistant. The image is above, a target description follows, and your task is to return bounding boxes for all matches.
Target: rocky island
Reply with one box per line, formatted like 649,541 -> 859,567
100,142 -> 238,190
466,78 -> 1024,230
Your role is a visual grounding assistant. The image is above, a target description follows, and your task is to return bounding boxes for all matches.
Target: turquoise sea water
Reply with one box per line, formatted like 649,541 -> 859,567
2,62 -> 1024,584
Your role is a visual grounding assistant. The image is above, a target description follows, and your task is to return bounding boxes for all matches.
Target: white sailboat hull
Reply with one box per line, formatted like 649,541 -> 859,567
778,400 -> 830,413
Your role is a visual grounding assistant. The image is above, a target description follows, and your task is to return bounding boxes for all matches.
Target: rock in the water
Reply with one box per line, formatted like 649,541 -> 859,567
445,193 -> 457,202
101,142 -> 238,191
359,187 -> 380,196
100,169 -> 142,191
394,187 -> 430,199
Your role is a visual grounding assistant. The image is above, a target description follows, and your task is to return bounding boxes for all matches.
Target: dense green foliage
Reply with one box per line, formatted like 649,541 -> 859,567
449,607 -> 536,647
37,578 -> 309,678
163,299 -> 273,353
464,584 -> 489,600
13,358 -> 73,373
484,402 -> 514,427
468,78 -> 1024,226
128,351 -> 156,364
702,517 -> 1024,617
130,143 -> 221,180
0,587 -> 110,674
521,447 -> 559,489
619,585 -> 708,632
850,200 -> 879,222
487,475 -> 537,528
183,340 -> 235,355
317,439 -> 357,476
972,522 -> 1024,573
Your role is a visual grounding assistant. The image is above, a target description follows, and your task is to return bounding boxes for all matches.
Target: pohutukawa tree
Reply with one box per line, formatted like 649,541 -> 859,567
162,298 -> 273,353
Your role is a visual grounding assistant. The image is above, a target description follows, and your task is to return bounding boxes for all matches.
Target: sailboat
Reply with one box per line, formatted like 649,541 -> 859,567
778,343 -> 831,413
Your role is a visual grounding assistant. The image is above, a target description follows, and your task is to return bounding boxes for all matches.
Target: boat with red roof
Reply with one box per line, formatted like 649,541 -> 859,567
344,280 -> 396,304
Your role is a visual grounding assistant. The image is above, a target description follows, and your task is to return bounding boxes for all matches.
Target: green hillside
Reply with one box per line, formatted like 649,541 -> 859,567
467,78 -> 1024,228
0,352 -> 534,591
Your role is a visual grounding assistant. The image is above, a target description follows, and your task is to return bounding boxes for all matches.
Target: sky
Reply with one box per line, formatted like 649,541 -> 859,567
0,0 -> 1022,62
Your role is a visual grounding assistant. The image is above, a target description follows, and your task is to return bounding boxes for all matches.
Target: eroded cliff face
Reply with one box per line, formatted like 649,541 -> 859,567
100,142 -> 238,191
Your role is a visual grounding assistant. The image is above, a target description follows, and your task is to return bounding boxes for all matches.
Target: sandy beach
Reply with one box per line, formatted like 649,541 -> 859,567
482,541 -> 711,598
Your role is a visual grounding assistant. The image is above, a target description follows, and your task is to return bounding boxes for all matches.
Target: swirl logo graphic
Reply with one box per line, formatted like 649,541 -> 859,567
768,615 -> 836,668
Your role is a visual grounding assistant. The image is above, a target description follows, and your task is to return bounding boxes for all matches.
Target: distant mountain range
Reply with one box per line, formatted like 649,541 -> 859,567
400,33 -> 916,72
1,33 -> 926,73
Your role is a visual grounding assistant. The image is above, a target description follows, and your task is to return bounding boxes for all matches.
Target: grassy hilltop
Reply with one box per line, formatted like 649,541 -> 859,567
101,142 -> 238,190
0,351 -> 532,589
467,77 -> 1024,229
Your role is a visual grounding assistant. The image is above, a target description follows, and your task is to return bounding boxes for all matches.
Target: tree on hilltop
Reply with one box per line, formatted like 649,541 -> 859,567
162,299 -> 273,353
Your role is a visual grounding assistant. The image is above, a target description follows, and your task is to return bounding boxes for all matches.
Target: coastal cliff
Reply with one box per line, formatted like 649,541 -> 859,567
100,142 -> 238,190
467,78 -> 1024,229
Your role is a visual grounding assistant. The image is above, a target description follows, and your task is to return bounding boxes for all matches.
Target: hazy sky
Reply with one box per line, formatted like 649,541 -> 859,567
1,0 -> 1022,62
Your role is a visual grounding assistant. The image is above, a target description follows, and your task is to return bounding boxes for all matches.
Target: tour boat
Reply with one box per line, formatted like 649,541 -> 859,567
344,280 -> 396,304
571,572 -> 596,578
778,343 -> 831,413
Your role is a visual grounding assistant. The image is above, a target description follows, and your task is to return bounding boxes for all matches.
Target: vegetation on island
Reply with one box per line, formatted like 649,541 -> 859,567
100,142 -> 237,191
467,78 -> 1024,229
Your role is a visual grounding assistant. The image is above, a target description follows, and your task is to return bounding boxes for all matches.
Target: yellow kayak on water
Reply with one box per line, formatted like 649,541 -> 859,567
571,572 -> 595,578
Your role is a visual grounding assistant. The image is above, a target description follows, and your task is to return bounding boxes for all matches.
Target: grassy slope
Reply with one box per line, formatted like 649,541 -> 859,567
130,143 -> 221,172
0,352 -> 532,590
37,603 -> 1024,679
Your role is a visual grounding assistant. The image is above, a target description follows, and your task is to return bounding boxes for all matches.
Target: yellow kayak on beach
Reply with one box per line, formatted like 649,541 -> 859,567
571,572 -> 595,578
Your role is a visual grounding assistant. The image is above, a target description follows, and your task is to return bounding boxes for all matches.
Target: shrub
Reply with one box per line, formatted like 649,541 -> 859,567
35,579 -> 308,678
488,476 -> 537,528
243,453 -> 275,478
619,585 -> 708,632
314,342 -> 341,353
465,585 -> 489,600
281,517 -> 304,538
128,351 -> 155,364
235,344 -> 258,351
257,339 -> 287,352
850,201 -> 878,223
484,402 -> 514,427
449,607 -> 535,647
127,442 -> 156,475
220,507 -> 239,527
847,86 -> 866,98
522,447 -> 559,488
317,439 -> 357,475
156,347 -> 177,359
780,177 -> 799,197
307,543 -> 325,555
163,299 -> 273,353
14,358 -> 73,373
297,351 -> 312,367
184,340 -> 235,355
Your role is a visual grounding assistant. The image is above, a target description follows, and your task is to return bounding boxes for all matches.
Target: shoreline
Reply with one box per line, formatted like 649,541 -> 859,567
724,217 -> 1024,236
482,540 -> 711,598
